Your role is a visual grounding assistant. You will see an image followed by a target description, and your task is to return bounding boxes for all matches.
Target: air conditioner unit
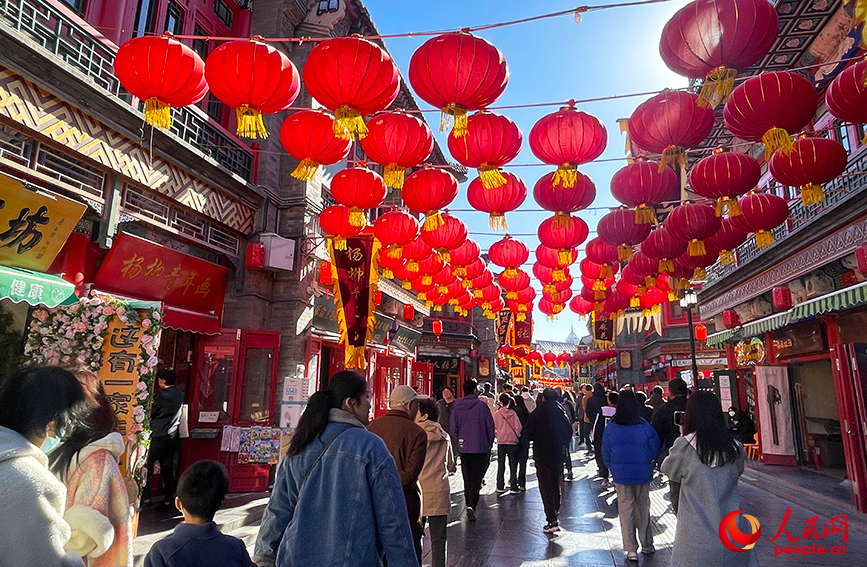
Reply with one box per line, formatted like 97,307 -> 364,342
259,233 -> 296,271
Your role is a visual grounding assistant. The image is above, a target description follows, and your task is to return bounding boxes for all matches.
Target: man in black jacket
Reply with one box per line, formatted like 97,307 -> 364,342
651,377 -> 689,513
525,388 -> 573,534
146,368 -> 184,510
583,383 -> 607,456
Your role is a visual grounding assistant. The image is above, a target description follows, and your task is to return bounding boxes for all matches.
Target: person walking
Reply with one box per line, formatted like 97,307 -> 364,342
634,391 -> 654,424
559,390 -> 577,480
584,383 -> 607,456
574,387 -> 586,447
647,386 -> 666,418
511,392 -> 531,491
580,384 -> 594,450
591,389 -> 618,485
520,386 -> 537,413
145,369 -> 183,511
414,398 -> 453,567
368,385 -> 428,563
493,393 -> 522,495
253,371 -> 417,567
652,378 -> 689,513
525,388 -> 573,533
450,379 -> 495,522
436,388 -> 457,473
662,392 -> 757,567
728,408 -> 757,445
602,391 -> 660,562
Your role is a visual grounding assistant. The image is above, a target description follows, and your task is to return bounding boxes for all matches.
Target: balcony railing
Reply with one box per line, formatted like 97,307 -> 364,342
0,0 -> 253,182
705,147 -> 867,286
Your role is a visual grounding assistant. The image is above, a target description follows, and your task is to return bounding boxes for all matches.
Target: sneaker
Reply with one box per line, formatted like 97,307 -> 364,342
466,507 -> 476,522
509,488 -> 521,495
543,521 -> 561,534
641,546 -> 656,555
565,473 -> 574,481
626,552 -> 639,562
496,488 -> 507,494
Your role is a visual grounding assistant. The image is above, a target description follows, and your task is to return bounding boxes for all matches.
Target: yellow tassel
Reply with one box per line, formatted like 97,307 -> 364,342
348,208 -> 366,227
463,280 -> 473,288
642,309 -> 651,317
439,250 -> 451,263
474,289 -> 483,298
558,249 -> 572,265
547,314 -> 556,322
506,290 -> 517,300
719,250 -> 736,265
407,261 -> 419,272
478,166 -> 508,188
424,211 -> 444,231
334,106 -> 368,140
594,290 -> 606,301
637,285 -> 646,295
800,183 -> 825,206
383,164 -> 406,189
659,145 -> 687,172
482,301 -> 492,310
517,313 -> 526,322
388,245 -> 402,259
332,236 -> 347,250
697,66 -> 738,108
762,127 -> 794,159
552,212 -> 573,231
549,291 -> 562,302
652,304 -> 661,314
693,267 -> 707,280
592,280 -> 606,291
489,213 -> 507,231
594,302 -> 603,312
600,265 -> 613,279
755,230 -> 774,249
144,98 -> 172,129
291,158 -> 320,181
236,105 -> 268,139
434,305 -> 443,312
659,259 -> 674,273
418,292 -> 428,301
442,103 -> 468,137
504,267 -> 518,278
635,205 -> 658,225
402,280 -> 412,290
438,285 -> 448,294
644,276 -> 656,288
454,266 -> 466,277
544,283 -> 556,294
383,268 -> 394,279
422,275 -> 432,285
426,300 -> 434,308
552,269 -> 566,282
715,196 -> 741,218
618,245 -> 633,261
552,164 -> 578,188
668,291 -> 677,302
688,240 -> 706,256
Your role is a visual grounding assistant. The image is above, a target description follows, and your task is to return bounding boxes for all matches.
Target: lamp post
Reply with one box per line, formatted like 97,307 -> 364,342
680,288 -> 699,383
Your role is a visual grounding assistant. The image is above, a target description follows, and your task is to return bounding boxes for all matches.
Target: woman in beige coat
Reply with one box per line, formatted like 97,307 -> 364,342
415,398 -> 454,567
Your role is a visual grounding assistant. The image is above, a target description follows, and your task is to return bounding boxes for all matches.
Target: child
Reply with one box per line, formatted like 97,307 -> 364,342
144,460 -> 255,567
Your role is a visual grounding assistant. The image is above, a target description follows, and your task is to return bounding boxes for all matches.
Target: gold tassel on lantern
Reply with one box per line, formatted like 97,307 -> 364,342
644,276 -> 656,288
761,127 -> 794,159
478,165 -> 508,189
438,250 -> 451,263
592,280 -> 606,291
668,291 -> 677,302
800,183 -> 826,206
659,145 -> 687,171
424,211 -> 444,231
594,290 -> 606,301
552,164 -> 578,188
402,280 -> 412,290
715,196 -> 742,217
552,268 -> 566,282
442,103 -> 468,137
658,259 -> 674,273
474,289 -> 483,298
332,236 -> 347,251
504,267 -> 518,278
698,66 -> 739,108
418,292 -> 428,301
388,245 -> 402,259
693,267 -> 707,280
434,305 -> 443,312
383,268 -> 394,279
383,164 -> 406,189
463,279 -> 472,289
407,261 -> 419,272
678,278 -> 690,290
506,290 -> 517,300
489,213 -> 508,231
637,285 -> 647,295
517,312 -> 526,322
755,230 -> 774,249
630,297 -> 640,308
552,212 -> 573,231
291,158 -> 320,181
348,207 -> 366,227
558,249 -> 572,266
454,266 -> 466,277
144,98 -> 172,130
438,285 -> 448,294
544,282 -> 556,294
719,249 -> 736,265
422,275 -> 432,286
634,204 -> 658,225
688,239 -> 706,256
600,265 -> 613,279
334,106 -> 368,140
236,105 -> 268,139
618,245 -> 633,261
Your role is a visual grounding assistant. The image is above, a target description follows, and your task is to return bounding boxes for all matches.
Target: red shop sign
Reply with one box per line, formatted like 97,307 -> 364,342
93,233 -> 227,313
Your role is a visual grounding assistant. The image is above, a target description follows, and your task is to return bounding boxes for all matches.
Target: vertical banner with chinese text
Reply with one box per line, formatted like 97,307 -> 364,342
329,236 -> 379,369
496,309 -> 512,347
593,312 -> 614,348
513,311 -> 532,348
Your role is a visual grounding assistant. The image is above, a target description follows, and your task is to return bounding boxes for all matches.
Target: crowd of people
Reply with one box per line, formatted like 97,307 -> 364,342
0,365 -> 757,567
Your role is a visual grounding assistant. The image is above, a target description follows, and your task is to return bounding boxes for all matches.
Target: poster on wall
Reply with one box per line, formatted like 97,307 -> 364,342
754,366 -> 796,462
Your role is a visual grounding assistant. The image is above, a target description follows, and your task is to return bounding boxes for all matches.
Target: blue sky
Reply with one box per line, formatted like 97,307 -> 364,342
365,0 -> 691,341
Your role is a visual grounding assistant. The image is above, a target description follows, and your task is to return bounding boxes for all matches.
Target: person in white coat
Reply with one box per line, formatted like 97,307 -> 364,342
494,393 -> 523,495
0,366 -> 88,567
415,398 -> 454,567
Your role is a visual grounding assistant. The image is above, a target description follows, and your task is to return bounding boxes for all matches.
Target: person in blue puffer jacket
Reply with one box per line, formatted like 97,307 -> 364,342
602,390 -> 661,563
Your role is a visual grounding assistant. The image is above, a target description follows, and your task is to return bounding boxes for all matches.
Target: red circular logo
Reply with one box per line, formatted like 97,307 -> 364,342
719,510 -> 761,552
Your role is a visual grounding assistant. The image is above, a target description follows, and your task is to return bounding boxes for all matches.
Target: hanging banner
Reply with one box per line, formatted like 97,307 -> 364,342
496,309 -> 512,346
754,365 -> 796,464
509,359 -> 527,385
329,235 -> 379,369
0,174 -> 86,271
593,312 -> 615,347
514,311 -> 532,347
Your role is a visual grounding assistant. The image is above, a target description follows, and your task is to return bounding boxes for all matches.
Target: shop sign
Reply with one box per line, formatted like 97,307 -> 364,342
370,312 -> 395,345
671,357 -> 728,367
313,295 -> 340,335
510,359 -> 526,384
391,325 -> 422,353
93,233 -> 227,313
513,311 -> 532,346
735,337 -> 766,367
594,317 -> 614,345
0,175 -> 86,271
419,355 -> 460,373
770,320 -> 826,360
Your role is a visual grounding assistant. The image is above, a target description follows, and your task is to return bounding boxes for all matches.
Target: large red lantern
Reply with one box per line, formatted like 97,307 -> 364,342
409,32 -> 509,137
602,291 -> 632,318
448,112 -> 522,188
688,150 -> 760,216
373,210 -> 421,259
723,71 -> 818,158
489,235 -> 529,277
736,192 -> 790,249
359,111 -> 434,188
570,296 -> 594,318
581,286 -> 610,306
641,227 -> 689,273
628,90 -> 715,170
417,255 -> 446,287
533,170 -> 596,224
660,0 -> 778,108
826,60 -> 867,125
378,250 -> 406,280
498,269 -> 531,299
536,245 -> 576,270
610,160 -> 678,224
281,110 -> 353,180
529,104 -> 607,187
466,172 -> 527,230
303,36 -> 400,140
470,270 -> 495,293
538,298 -> 565,320
533,263 -> 571,285
114,34 -> 208,129
402,238 -> 433,273
329,167 -> 388,226
543,288 -> 572,304
538,215 -> 589,264
320,205 -> 363,250
704,217 -> 748,265
665,203 -> 721,256
462,258 -> 487,284
402,167 -> 460,231
628,252 -> 663,288
585,237 -> 620,275
394,263 -> 420,288
476,284 -> 503,310
421,213 -> 468,262
450,239 -> 481,276
597,208 -> 653,260
433,268 -> 457,294
768,137 -> 847,206
205,39 -> 301,138
580,257 -> 619,283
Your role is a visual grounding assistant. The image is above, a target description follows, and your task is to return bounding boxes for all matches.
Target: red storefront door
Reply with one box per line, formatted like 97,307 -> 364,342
411,361 -> 433,397
831,343 -> 867,512
374,356 -> 405,418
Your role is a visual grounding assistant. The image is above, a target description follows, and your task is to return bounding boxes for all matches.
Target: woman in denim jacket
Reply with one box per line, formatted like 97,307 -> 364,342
253,371 -> 418,567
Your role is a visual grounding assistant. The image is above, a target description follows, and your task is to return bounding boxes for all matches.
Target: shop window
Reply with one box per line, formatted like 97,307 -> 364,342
61,0 -> 86,15
318,0 -> 340,15
834,120 -> 851,153
213,0 -> 234,28
239,347 -> 275,423
133,0 -> 156,37
192,25 -> 208,59
198,345 -> 235,422
165,2 -> 184,34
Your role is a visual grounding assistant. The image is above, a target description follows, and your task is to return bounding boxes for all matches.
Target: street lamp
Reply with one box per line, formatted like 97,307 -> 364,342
680,288 -> 699,383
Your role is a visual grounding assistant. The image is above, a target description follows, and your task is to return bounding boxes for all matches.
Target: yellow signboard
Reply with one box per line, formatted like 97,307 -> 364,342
0,173 -> 86,271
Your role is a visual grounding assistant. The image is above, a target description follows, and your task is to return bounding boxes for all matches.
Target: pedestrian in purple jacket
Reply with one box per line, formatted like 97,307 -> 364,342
450,379 -> 495,521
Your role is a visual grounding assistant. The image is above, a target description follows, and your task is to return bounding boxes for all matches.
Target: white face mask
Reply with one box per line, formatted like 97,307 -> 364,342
729,411 -> 736,417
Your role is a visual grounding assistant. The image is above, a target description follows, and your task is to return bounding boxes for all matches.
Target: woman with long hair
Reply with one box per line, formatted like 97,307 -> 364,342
414,398 -> 453,567
511,392 -> 530,491
601,390 -> 660,562
51,370 -> 132,567
253,371 -> 417,567
661,391 -> 757,567
493,392 -> 522,495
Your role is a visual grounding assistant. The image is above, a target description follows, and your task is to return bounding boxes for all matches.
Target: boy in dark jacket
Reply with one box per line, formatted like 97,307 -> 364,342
525,389 -> 573,533
450,379 -> 495,521
651,378 -> 689,513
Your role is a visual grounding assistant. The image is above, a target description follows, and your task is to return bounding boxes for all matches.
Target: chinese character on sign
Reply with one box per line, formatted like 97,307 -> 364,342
109,326 -> 140,349
9,278 -> 26,298
107,350 -> 137,373
0,205 -> 49,254
121,253 -> 144,279
823,515 -> 848,542
143,258 -> 166,279
347,267 -> 364,281
180,271 -> 198,294
195,277 -> 211,296
766,508 -> 849,544
164,264 -> 183,291
106,392 -> 132,415
27,283 -> 43,302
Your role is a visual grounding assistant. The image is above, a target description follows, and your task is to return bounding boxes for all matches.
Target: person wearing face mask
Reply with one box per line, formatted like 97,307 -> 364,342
253,371 -> 418,567
727,407 -> 757,445
0,366 -> 88,567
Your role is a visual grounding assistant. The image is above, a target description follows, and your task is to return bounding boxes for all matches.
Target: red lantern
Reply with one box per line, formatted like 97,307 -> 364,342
723,309 -> 740,328
704,217 -> 748,265
694,324 -> 708,341
689,150 -> 761,216
570,296 -> 594,318
610,160 -> 679,224
402,167 -> 460,231
628,90 -> 715,170
628,251 -> 662,287
476,284 -> 503,310
580,258 -> 619,290
421,213 -> 468,262
538,215 -> 589,265
675,246 -> 719,281
373,210 -> 421,259
417,255 -> 446,287
113,34 -> 208,129
409,32 -> 509,136
466,172 -> 527,230
723,71 -> 818,158
638,287 -> 668,312
359,111 -> 434,188
205,38 -> 301,138
773,286 -> 793,310
597,208 -> 653,260
585,237 -> 620,277
402,238 -> 433,273
470,270 -> 495,292
659,0 -> 778,107
665,203 -> 721,256
303,36 -> 400,140
450,239 -> 481,276
581,286 -> 610,305
412,277 -> 437,300
498,269 -> 531,299
543,288 -> 572,304
533,263 -> 570,285
768,137 -> 848,206
444,280 -> 467,305
538,298 -> 565,320
320,204 -> 364,250
319,261 -> 334,285
448,112 -> 522,188
403,304 -> 415,320
736,192 -> 790,249
641,227 -> 688,273
462,258 -> 487,284
603,292 -> 631,317
533,170 -> 596,223
826,60 -> 867,125
529,104 -> 607,187
329,167 -> 387,227
394,264 -> 420,288
281,110 -> 353,180
535,245 -> 577,270
489,235 -> 529,277
434,268 -> 458,294
377,251 -> 405,280
432,319 -> 443,337
246,242 -> 266,270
